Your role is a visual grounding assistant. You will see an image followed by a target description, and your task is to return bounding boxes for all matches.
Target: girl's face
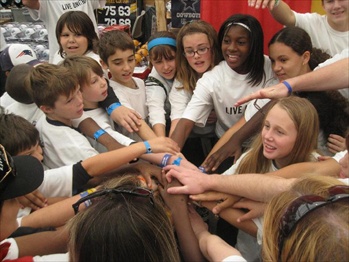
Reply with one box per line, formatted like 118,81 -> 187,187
262,104 -> 298,168
221,25 -> 250,74
81,70 -> 108,103
150,50 -> 176,80
269,42 -> 310,82
102,49 -> 136,87
17,142 -> 44,162
182,33 -> 212,75
60,24 -> 89,56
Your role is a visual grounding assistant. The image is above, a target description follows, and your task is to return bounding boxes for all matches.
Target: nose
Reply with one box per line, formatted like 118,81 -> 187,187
264,129 -> 274,141
228,42 -> 237,51
333,0 -> 341,8
68,34 -> 76,43
77,90 -> 83,104
163,60 -> 171,69
273,61 -> 282,72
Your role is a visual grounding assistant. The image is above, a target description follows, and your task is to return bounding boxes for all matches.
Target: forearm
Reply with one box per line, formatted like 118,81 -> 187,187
287,58 -> 349,92
170,119 -> 194,149
78,117 -> 124,151
270,158 -> 340,178
136,120 -> 157,140
16,226 -> 68,257
269,0 -> 296,26
152,123 -> 166,137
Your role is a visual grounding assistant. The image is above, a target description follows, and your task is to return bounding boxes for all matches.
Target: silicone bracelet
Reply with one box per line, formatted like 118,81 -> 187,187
93,129 -> 106,140
282,80 -> 293,95
107,102 -> 121,115
160,154 -> 172,168
143,140 -> 152,154
172,157 -> 182,166
198,166 -> 207,173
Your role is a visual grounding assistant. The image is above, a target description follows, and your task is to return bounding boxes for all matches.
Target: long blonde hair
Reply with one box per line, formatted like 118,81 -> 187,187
237,96 -> 319,174
263,175 -> 349,261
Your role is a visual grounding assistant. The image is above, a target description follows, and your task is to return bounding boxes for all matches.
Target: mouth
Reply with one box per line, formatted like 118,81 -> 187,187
226,54 -> 240,63
263,143 -> 276,153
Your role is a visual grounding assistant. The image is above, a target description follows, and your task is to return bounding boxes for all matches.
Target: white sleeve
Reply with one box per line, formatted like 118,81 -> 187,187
0,238 -> 19,260
38,166 -> 74,197
332,150 -> 347,162
169,79 -> 192,120
222,255 -> 247,262
146,81 -> 167,126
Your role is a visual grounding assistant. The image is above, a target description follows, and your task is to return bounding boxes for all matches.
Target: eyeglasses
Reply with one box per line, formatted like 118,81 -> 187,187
72,186 -> 154,214
278,185 -> 349,260
183,47 -> 210,57
0,144 -> 16,184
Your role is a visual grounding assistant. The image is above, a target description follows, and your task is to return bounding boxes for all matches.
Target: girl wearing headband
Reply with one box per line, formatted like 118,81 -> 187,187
145,31 -> 177,137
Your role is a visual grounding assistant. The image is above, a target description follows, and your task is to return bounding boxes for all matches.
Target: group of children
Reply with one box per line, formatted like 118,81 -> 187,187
0,0 -> 348,260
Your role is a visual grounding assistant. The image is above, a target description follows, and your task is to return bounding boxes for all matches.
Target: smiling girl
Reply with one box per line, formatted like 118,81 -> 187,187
52,11 -> 100,65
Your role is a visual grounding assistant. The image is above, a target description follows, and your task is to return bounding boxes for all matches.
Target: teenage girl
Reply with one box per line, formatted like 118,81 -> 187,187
170,14 -> 276,152
145,31 -> 177,137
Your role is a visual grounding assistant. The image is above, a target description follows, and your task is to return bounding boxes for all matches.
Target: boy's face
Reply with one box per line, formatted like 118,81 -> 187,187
17,142 -> 44,162
41,88 -> 84,125
81,70 -> 108,103
322,0 -> 348,27
102,49 -> 136,86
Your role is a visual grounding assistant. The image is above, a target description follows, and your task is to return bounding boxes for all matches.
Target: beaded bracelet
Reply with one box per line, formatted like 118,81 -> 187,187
282,80 -> 293,96
106,102 -> 121,115
143,140 -> 152,154
93,129 -> 106,140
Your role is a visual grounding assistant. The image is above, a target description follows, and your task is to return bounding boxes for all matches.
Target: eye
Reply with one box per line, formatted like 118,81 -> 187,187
237,40 -> 247,45
185,50 -> 194,56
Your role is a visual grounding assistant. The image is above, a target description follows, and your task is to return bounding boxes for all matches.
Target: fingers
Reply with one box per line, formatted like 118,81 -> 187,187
327,134 -> 346,153
236,211 -> 255,222
234,93 -> 257,106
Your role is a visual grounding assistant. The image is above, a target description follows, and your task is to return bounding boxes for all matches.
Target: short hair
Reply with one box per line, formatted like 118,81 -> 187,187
268,26 -> 331,70
0,113 -> 39,156
237,96 -> 319,173
68,173 -> 180,262
218,14 -> 265,86
60,56 -> 104,91
263,175 -> 349,261
175,20 -> 223,93
148,31 -> 177,64
99,30 -> 135,65
5,63 -> 34,104
55,11 -> 99,58
28,63 -> 79,108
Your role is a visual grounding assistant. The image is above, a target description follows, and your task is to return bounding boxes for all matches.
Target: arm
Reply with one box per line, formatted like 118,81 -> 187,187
78,117 -> 124,151
248,0 -> 296,26
152,123 -> 166,137
170,118 -> 195,149
22,0 -> 40,9
236,58 -> 349,105
135,119 -> 158,140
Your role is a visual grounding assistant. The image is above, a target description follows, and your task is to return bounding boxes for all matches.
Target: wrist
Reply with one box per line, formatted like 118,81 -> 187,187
172,156 -> 182,166
107,102 -> 121,115
159,154 -> 172,168
93,129 -> 106,140
282,80 -> 293,96
143,140 -> 152,154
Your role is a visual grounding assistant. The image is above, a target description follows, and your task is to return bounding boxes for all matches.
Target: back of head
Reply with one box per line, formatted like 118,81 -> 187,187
0,113 -> 39,156
175,20 -> 222,92
218,14 -> 265,86
60,56 -> 104,89
0,43 -> 40,72
268,26 -> 331,70
55,11 -> 99,57
98,30 -> 134,65
28,63 -> 78,108
263,175 -> 349,261
5,63 -> 34,104
68,172 -> 180,262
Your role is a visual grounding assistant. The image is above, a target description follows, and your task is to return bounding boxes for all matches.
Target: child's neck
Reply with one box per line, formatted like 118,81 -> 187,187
83,100 -> 99,110
46,114 -> 72,127
111,77 -> 138,89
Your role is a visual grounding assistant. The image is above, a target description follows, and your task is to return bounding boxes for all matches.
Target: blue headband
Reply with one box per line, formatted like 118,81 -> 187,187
147,37 -> 176,51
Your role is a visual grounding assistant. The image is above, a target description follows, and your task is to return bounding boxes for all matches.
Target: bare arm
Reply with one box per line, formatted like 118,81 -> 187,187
236,58 -> 349,105
135,119 -> 157,140
170,118 -> 195,149
22,0 -> 40,9
152,123 -> 166,137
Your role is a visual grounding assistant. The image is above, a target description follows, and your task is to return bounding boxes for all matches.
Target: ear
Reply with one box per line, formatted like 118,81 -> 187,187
100,59 -> 108,70
302,51 -> 310,65
40,105 -> 54,114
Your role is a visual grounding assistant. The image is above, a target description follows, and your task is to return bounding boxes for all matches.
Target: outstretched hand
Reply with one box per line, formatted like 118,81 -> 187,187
17,190 -> 47,210
248,0 -> 279,9
111,105 -> 142,133
148,137 -> 180,155
233,198 -> 266,222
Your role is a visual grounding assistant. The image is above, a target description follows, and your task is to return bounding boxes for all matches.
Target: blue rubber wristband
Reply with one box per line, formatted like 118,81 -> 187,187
159,154 -> 172,168
282,81 -> 293,95
172,157 -> 182,166
143,140 -> 152,154
198,166 -> 207,173
107,102 -> 121,115
93,129 -> 106,140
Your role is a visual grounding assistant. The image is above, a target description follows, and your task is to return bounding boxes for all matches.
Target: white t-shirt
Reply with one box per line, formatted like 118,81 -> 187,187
145,67 -> 173,127
182,57 -> 275,137
26,0 -> 105,63
294,12 -> 349,57
36,115 -> 98,169
109,77 -> 149,142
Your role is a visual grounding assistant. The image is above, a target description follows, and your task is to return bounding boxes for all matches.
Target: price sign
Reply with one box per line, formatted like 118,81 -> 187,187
97,1 -> 137,26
